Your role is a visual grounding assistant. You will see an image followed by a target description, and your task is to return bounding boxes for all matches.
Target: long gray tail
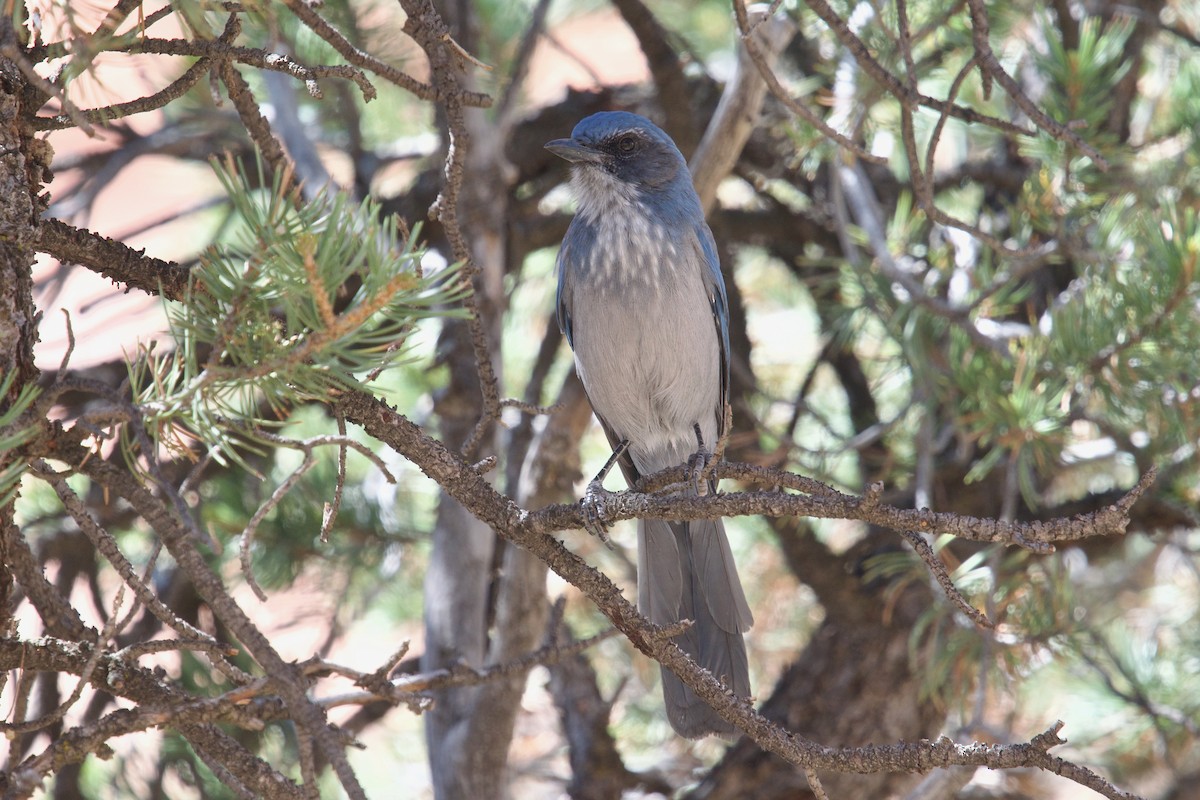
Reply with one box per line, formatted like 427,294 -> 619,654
638,517 -> 753,738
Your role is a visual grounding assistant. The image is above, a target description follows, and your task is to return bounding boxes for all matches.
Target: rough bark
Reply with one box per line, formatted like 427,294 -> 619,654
0,28 -> 48,642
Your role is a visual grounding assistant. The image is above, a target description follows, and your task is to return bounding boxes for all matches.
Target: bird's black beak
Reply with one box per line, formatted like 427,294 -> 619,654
545,138 -> 605,164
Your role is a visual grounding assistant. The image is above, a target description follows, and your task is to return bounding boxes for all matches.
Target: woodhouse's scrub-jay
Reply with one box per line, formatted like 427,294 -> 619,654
547,111 -> 753,738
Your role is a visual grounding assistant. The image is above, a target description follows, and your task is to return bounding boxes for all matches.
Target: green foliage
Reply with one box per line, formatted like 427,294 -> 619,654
125,158 -> 466,469
770,6 -> 1200,777
1018,537 -> 1200,777
1030,16 -> 1133,153
0,370 -> 40,506
1050,199 -> 1200,450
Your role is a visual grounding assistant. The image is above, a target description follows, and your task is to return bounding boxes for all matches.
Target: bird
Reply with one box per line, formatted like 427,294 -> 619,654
546,111 -> 753,738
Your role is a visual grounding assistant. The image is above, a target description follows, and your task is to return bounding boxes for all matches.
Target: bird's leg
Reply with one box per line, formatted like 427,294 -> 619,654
688,422 -> 712,497
581,439 -> 630,546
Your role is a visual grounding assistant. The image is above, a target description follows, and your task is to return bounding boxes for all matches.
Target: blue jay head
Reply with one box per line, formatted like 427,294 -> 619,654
545,111 -> 686,193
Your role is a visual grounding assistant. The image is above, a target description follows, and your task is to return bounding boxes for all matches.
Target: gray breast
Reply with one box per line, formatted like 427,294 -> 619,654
566,208 -> 721,475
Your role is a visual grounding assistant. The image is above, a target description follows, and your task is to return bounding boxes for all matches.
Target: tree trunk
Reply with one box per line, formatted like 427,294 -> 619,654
0,35 -> 49,641
422,318 -> 503,799
421,3 -> 552,796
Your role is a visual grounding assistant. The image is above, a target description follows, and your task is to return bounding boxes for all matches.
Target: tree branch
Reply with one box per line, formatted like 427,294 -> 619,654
105,33 -> 376,102
802,0 -> 1041,138
1,520 -> 89,641
34,218 -> 194,301
691,6 -> 796,214
733,0 -> 886,166
278,0 -> 491,107
0,636 -> 305,800
35,429 -> 368,800
30,17 -> 237,132
399,0 -> 502,459
332,389 -> 1149,799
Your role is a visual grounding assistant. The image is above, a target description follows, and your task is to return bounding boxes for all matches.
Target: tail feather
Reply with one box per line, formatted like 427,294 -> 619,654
639,517 -> 752,738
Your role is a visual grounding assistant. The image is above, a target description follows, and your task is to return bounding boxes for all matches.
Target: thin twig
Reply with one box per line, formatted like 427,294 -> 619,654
923,54 -> 981,200
321,412 -> 349,543
358,641 -> 411,693
94,0 -> 145,36
111,539 -> 163,633
240,450 -> 317,602
321,627 -> 622,709
56,309 -> 76,375
0,42 -> 96,136
900,530 -> 993,628
30,461 -> 243,675
805,768 -> 831,800
219,60 -> 296,192
33,50 -> 214,131
110,34 -> 377,102
499,397 -> 561,417
964,0 -> 1107,168
279,0 -> 490,107
0,586 -> 125,735
245,427 -> 397,482
543,32 -> 605,85
699,402 -> 733,487
116,638 -> 239,661
733,0 -> 885,165
494,0 -> 553,125
803,0 -> 1037,138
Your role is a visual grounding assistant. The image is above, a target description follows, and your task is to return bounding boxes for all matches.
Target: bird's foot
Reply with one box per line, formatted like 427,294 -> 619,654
689,422 -> 713,497
687,450 -> 714,496
580,479 -> 614,547
580,439 -> 630,548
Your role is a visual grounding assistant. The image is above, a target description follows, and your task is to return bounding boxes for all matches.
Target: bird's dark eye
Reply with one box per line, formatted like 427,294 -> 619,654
616,135 -> 637,155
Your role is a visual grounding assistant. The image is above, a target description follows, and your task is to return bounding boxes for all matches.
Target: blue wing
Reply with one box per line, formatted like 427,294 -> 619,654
556,219 -> 597,349
694,222 -> 731,439
555,246 -> 574,348
554,219 -> 643,486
